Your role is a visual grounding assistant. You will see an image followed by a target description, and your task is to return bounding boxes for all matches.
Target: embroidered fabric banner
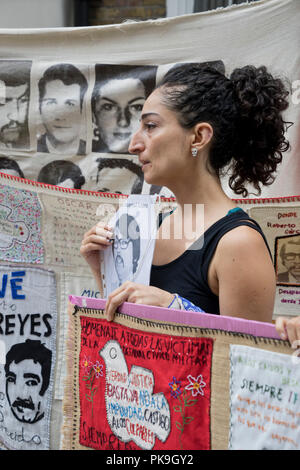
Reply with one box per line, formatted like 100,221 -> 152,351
62,296 -> 294,451
0,266 -> 57,450
0,0 -> 298,199
229,345 -> 300,450
0,183 -> 43,264
78,318 -> 212,450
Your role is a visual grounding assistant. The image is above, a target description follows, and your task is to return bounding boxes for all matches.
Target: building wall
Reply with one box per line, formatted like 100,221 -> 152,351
88,0 -> 166,26
0,0 -> 73,28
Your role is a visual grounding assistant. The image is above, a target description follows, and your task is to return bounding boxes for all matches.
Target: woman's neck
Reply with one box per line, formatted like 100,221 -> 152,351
169,166 -> 236,220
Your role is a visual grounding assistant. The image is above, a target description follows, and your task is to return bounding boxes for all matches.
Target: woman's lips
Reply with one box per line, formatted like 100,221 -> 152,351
140,159 -> 151,170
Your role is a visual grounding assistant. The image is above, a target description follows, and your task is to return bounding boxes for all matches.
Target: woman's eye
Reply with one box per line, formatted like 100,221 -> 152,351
145,122 -> 156,130
101,103 -> 115,112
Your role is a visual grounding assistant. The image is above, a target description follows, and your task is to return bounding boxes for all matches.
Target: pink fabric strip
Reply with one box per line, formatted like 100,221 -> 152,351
69,295 -> 281,340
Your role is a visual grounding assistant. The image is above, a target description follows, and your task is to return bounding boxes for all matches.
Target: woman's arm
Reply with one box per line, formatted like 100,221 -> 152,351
211,226 -> 276,323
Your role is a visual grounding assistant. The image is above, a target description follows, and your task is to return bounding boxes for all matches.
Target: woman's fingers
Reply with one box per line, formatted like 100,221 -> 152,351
275,316 -> 300,348
82,233 -> 112,247
275,316 -> 288,340
105,282 -> 134,322
105,290 -> 129,322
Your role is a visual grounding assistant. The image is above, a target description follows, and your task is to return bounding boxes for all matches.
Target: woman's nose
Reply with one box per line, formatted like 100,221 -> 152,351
128,130 -> 144,155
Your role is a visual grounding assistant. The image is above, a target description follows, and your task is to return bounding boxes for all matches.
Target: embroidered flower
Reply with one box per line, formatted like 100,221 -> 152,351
169,377 -> 182,399
185,374 -> 206,397
93,361 -> 103,379
81,355 -> 92,374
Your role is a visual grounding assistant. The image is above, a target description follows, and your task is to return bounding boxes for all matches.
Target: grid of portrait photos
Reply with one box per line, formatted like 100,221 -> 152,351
0,59 -> 225,196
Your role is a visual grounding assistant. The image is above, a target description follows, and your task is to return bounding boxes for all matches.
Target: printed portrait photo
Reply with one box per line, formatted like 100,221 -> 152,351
156,59 -> 225,86
37,63 -> 88,156
0,60 -> 31,150
95,157 -> 143,195
275,234 -> 300,286
92,64 -> 157,154
37,160 -> 85,189
0,156 -> 25,178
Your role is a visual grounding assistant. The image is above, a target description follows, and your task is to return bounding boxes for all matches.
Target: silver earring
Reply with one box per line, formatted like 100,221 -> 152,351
191,147 -> 198,157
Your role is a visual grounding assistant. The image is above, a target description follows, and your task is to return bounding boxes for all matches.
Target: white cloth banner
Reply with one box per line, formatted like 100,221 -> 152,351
229,345 -> 300,450
0,266 -> 57,450
0,0 -> 298,198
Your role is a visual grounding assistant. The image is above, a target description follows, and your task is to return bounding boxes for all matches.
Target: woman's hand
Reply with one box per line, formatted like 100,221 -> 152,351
104,281 -> 174,322
80,222 -> 114,273
275,316 -> 300,348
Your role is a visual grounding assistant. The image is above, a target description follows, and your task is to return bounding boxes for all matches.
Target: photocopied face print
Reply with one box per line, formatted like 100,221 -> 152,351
96,157 -> 143,195
275,234 -> 300,286
92,64 -> 157,154
0,156 -> 25,178
37,62 -> 88,155
0,60 -> 31,150
37,160 -> 85,189
103,195 -> 157,296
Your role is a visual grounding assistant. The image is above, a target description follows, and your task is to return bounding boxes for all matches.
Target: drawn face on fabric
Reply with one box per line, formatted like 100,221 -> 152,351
0,84 -> 29,146
113,230 -> 134,285
282,242 -> 300,282
6,359 -> 45,424
40,79 -> 82,146
94,78 -> 146,153
112,215 -> 140,285
128,88 -> 193,189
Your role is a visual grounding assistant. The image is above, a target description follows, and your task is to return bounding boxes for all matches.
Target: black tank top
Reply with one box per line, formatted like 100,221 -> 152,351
150,208 -> 272,314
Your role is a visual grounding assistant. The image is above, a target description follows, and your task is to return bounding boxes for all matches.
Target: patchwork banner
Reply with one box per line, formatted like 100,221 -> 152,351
0,0 -> 298,199
62,296 -> 296,451
1,174 -> 300,321
0,266 -> 57,450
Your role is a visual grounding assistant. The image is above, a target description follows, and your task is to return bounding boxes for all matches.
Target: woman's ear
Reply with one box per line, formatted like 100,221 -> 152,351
192,122 -> 213,151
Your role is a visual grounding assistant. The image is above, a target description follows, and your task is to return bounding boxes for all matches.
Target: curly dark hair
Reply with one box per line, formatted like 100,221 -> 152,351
158,63 -> 291,197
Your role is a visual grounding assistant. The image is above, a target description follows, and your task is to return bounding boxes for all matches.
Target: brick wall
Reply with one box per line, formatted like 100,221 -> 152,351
88,0 -> 166,26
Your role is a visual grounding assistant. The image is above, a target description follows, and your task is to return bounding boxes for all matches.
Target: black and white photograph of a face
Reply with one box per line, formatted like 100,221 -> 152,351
92,64 -> 157,154
37,63 -> 88,155
275,235 -> 300,286
0,60 -> 31,150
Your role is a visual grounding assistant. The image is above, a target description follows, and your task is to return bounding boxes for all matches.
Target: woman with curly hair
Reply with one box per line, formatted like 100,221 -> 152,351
81,63 -> 290,323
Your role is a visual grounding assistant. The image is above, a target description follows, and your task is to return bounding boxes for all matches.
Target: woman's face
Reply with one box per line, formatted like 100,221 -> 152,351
94,78 -> 146,153
128,88 -> 193,188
